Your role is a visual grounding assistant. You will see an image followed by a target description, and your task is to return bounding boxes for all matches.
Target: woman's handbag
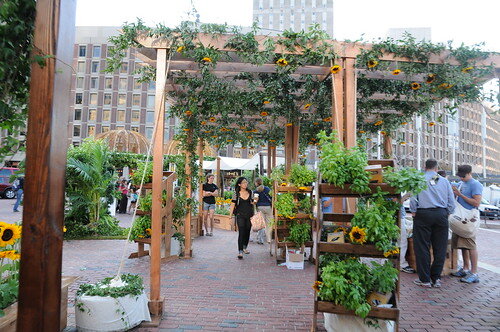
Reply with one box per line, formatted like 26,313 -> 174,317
448,199 -> 480,238
251,211 -> 266,232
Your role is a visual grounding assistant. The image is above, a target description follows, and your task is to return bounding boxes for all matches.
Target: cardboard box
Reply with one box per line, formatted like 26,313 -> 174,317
327,232 -> 345,243
286,246 -> 305,270
365,164 -> 383,183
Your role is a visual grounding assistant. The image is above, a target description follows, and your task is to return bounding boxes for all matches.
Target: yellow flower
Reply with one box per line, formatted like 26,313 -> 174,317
247,136 -> 252,139
330,65 -> 341,74
367,138 -> 372,142
313,122 -> 319,126
401,122 -> 408,125
334,227 -> 348,235
367,60 -> 378,68
63,226 -> 67,233
263,100 -> 270,104
270,139 -> 276,142
176,46 -> 185,53
428,122 -> 436,127
374,120 -> 383,126
183,128 -> 190,132
280,183 -> 287,186
185,110 -> 192,116
298,186 -> 308,190
323,117 -> 331,122
304,103 -> 312,110
276,58 -> 288,66
214,144 -> 219,148
359,130 -> 365,134
285,123 -> 293,127
426,74 -> 436,83
0,250 -> 20,260
349,226 -> 367,244
312,281 -> 323,292
201,57 -> 212,63
201,121 -> 207,125
400,141 -> 406,145
458,93 -> 466,97
462,66 -> 473,73
146,228 -> 152,236
383,251 -> 391,257
0,223 -> 21,247
242,147 -> 247,149
227,139 -> 233,142
439,83 -> 452,89
380,131 -> 387,136
392,69 -> 401,75
260,111 -> 269,117
411,82 -> 421,90
209,117 -> 216,122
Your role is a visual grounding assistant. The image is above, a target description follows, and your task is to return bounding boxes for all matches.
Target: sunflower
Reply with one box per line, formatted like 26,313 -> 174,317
374,120 -> 383,126
276,58 -> 288,66
410,82 -> 421,90
0,250 -> 20,260
201,57 -> 212,63
185,110 -> 192,116
426,74 -> 436,83
176,46 -> 185,53
330,65 -> 341,74
312,281 -> 323,292
334,227 -> 348,235
285,123 -> 293,127
145,228 -> 152,236
209,117 -> 216,122
349,226 -> 367,244
392,69 -> 401,75
367,60 -> 378,68
260,111 -> 268,117
323,117 -> 331,122
462,66 -> 473,73
0,223 -> 21,246
304,103 -> 312,110
263,100 -> 270,104
428,122 -> 436,127
247,136 -> 252,139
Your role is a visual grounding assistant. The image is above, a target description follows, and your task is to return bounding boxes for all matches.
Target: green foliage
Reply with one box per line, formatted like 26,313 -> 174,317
297,196 -> 312,214
129,215 -> 151,240
318,131 -> 370,193
109,152 -> 145,169
261,176 -> 273,188
131,161 -> 153,185
289,163 -> 316,187
275,193 -> 296,218
138,193 -> 152,212
370,260 -> 399,293
223,190 -> 234,200
383,167 -> 427,195
215,205 -> 230,215
288,221 -> 311,247
76,274 -> 144,299
270,166 -> 286,184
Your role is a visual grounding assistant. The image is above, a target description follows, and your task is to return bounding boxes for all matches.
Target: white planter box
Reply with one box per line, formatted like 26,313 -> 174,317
286,246 -> 304,270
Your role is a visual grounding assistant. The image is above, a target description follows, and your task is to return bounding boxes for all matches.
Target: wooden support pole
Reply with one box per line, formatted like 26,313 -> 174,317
343,58 -> 357,148
267,142 -> 272,177
271,145 -> 277,170
383,135 -> 394,159
216,156 -> 221,191
184,136 -> 193,258
331,59 -> 344,140
17,0 -> 76,330
150,48 -> 168,315
197,138 -> 204,236
284,124 -> 300,174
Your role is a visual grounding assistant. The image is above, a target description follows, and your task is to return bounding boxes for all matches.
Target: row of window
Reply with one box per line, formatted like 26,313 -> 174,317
73,124 -> 143,137
258,11 -> 328,30
77,60 -> 131,74
258,0 -> 329,10
75,92 -> 156,108
74,108 -> 150,123
75,76 -> 154,91
78,45 -> 103,58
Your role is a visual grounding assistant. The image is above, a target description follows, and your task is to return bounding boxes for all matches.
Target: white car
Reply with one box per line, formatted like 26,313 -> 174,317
479,198 -> 500,220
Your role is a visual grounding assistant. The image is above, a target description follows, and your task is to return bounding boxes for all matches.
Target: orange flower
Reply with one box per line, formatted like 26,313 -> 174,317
400,141 -> 406,145
241,146 -> 247,149
330,65 -> 341,74
285,123 -> 293,127
201,121 -> 207,125
214,144 -> 219,148
304,103 -> 312,110
380,131 -> 387,135
270,139 -> 276,142
401,122 -> 408,125
209,117 -> 216,122
392,69 -> 401,75
359,130 -> 365,134
374,120 -> 383,126
323,117 -> 331,122
312,281 -> 323,292
411,82 -> 421,90
260,111 -> 269,117
247,136 -> 252,139
263,100 -> 270,104
176,46 -> 185,53
367,138 -> 372,142
428,122 -> 436,127
202,57 -> 212,63
313,122 -> 319,126
426,74 -> 436,83
227,139 -> 233,142
183,128 -> 190,132
185,110 -> 192,116
276,58 -> 288,66
367,60 -> 378,68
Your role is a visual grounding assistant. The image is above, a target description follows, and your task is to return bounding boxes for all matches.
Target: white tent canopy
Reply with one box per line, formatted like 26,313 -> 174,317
203,155 -> 285,171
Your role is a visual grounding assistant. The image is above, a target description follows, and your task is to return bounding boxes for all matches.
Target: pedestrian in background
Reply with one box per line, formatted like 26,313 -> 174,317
450,165 -> 482,283
254,177 -> 273,244
12,176 -> 24,212
410,159 -> 455,288
229,177 -> 254,259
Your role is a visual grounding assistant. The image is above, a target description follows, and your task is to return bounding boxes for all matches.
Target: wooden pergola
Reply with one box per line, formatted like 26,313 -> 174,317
16,1 -> 500,328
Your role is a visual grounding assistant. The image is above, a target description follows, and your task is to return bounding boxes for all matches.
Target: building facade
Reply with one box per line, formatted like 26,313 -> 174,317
253,0 -> 334,36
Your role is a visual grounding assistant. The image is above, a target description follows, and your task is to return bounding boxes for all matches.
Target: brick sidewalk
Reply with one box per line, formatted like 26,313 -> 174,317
61,228 -> 500,332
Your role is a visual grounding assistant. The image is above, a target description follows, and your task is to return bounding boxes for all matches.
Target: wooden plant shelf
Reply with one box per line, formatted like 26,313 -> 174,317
317,300 -> 399,321
135,209 -> 151,216
277,240 -> 314,248
318,242 -> 399,258
319,183 -> 398,196
277,213 -> 314,221
276,186 -> 313,193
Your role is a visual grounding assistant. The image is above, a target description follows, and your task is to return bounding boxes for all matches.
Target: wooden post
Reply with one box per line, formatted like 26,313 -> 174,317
383,135 -> 394,159
284,124 -> 300,174
331,59 -> 344,140
267,142 -> 272,177
197,138 -> 204,236
271,145 -> 276,169
184,136 -> 193,258
17,0 -> 76,330
343,58 -> 357,148
150,48 -> 168,316
216,156 -> 221,191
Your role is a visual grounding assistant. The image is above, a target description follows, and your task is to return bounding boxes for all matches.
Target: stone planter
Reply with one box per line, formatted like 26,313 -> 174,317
0,276 -> 77,332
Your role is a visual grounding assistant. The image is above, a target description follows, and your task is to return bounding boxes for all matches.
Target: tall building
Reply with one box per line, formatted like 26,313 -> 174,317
387,27 -> 431,41
253,0 -> 334,36
69,26 -> 178,147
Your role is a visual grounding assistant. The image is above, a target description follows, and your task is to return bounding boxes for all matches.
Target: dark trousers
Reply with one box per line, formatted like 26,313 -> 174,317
236,215 -> 252,251
413,208 -> 449,283
118,193 -> 128,213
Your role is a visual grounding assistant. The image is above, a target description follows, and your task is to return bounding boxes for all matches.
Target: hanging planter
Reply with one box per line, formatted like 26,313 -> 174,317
75,274 -> 151,331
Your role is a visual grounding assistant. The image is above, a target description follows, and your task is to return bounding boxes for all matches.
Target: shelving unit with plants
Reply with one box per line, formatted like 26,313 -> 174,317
312,131 -> 427,331
271,164 -> 317,263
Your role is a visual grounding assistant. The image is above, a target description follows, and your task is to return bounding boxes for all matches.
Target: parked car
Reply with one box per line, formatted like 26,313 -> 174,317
0,167 -> 20,199
479,198 -> 500,220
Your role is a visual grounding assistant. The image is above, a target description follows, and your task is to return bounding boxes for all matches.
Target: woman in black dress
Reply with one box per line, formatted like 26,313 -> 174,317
229,177 -> 255,259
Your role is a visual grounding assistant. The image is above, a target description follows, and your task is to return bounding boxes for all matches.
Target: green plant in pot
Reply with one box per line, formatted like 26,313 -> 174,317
367,260 -> 398,307
297,195 -> 312,214
383,166 -> 427,195
275,193 -> 296,218
289,163 -> 316,187
288,221 -> 311,247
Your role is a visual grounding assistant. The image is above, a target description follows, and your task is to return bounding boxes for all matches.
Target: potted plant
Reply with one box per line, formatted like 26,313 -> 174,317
367,261 -> 399,307
213,198 -> 234,231
75,274 -> 151,331
289,164 -> 316,188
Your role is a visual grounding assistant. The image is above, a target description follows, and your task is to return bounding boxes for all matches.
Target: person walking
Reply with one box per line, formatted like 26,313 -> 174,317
118,179 -> 128,214
128,188 -> 138,214
202,174 -> 218,236
450,164 -> 482,284
229,177 -> 254,259
410,159 -> 455,288
13,176 -> 24,212
400,193 -> 416,274
254,177 -> 273,244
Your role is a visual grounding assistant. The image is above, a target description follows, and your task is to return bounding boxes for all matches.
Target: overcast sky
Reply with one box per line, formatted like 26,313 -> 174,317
76,0 -> 500,52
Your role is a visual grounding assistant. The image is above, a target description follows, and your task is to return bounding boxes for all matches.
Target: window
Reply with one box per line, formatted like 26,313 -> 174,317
116,125 -> 125,130
88,109 -> 97,121
133,78 -> 142,90
146,95 -> 155,109
119,78 -> 127,90
269,14 -> 273,29
312,12 -> 316,23
104,93 -> 112,105
312,0 -> 316,8
290,0 -> 294,8
322,0 -> 327,7
234,148 -> 242,158
258,0 -> 263,9
74,109 -> 82,120
148,81 -> 156,90
280,0 -> 284,6
145,127 -> 153,139
93,45 -> 101,58
76,77 -> 84,89
131,126 -> 139,132
73,125 -> 81,137
105,77 -> 113,89
90,77 -> 98,89
279,13 -> 284,30
102,109 -> 111,122
269,0 -> 273,9
89,93 -> 98,105
146,111 -> 154,123
101,126 -> 110,133
79,45 -> 86,57
118,94 -> 126,106
132,94 -> 141,107
117,110 -> 125,122
301,13 -> 305,30
258,15 -> 263,26
91,61 -> 99,73
120,62 -> 128,74
291,13 -> 295,25
75,93 -> 83,104
301,0 -> 305,7
77,61 -> 85,73
131,110 -> 140,122
88,126 -> 95,136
